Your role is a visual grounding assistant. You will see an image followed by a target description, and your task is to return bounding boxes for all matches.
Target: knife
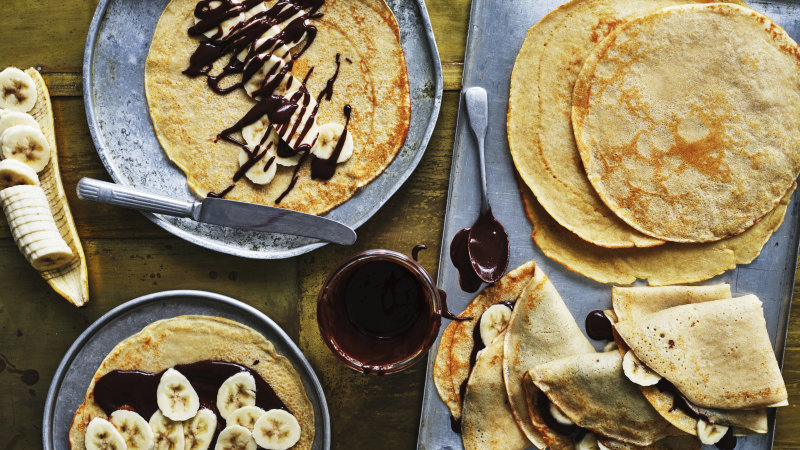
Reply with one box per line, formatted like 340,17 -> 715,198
76,178 -> 357,245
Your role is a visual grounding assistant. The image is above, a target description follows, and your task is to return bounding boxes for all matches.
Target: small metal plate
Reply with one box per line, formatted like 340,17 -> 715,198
418,1 -> 800,449
42,290 -> 330,449
83,0 -> 442,259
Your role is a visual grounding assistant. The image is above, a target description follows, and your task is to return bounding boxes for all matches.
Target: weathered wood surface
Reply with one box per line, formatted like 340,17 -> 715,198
1,0 -> 799,448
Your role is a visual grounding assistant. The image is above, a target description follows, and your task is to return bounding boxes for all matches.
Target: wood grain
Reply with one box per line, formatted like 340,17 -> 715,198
1,0 -> 800,449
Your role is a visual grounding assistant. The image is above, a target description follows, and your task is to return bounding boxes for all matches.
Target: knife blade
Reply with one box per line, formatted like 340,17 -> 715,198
76,178 -> 357,245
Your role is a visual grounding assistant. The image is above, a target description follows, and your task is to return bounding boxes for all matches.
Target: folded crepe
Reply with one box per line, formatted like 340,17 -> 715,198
502,264 -> 595,448
433,260 -> 537,421
529,351 -> 682,446
462,337 -> 530,450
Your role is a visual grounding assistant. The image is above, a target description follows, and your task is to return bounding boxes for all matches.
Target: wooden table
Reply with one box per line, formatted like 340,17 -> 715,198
0,0 -> 798,448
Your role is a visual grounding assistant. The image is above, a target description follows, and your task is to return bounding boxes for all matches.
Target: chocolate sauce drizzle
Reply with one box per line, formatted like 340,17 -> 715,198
310,104 -> 351,180
187,0 -> 343,201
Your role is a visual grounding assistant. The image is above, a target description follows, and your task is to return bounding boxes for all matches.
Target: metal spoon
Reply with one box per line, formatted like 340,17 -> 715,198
463,86 -> 509,283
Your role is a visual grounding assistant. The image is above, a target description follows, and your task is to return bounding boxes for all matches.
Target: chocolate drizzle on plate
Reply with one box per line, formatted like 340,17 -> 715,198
310,104 -> 351,180
93,360 -> 287,446
450,228 -> 483,293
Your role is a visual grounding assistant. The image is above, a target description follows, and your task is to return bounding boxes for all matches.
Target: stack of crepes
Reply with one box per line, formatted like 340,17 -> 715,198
433,262 -> 787,449
508,0 -> 800,285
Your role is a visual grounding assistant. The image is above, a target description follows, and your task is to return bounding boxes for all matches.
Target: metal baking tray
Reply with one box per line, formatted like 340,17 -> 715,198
42,290 -> 330,449
83,0 -> 442,259
417,0 -> 800,448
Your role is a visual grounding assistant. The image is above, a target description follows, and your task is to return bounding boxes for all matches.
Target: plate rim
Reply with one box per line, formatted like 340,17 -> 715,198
42,289 -> 331,449
81,0 -> 444,260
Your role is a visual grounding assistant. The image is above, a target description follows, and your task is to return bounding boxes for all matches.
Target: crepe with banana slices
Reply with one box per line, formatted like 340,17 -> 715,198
68,316 -> 314,449
433,260 -> 537,421
145,0 -> 410,214
502,264 -> 595,448
526,351 -> 683,448
611,287 -> 783,441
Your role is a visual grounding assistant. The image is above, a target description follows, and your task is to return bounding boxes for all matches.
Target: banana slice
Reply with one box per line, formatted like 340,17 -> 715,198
215,425 -> 256,450
157,368 -> 200,421
478,303 -> 513,345
603,341 -> 618,353
84,417 -> 127,450
0,67 -> 37,113
549,403 -> 575,426
0,183 -> 44,204
110,410 -> 155,450
243,53 -> 291,99
194,0 -> 245,39
252,409 -> 301,450
227,406 -> 266,432
0,111 -> 40,138
0,158 -> 39,189
241,118 -> 301,167
237,26 -> 292,64
575,433 -> 599,450
150,410 -> 186,450
622,351 -> 661,386
217,372 -> 257,419
237,148 -> 278,185
697,419 -> 729,445
242,1 -> 267,20
1,124 -> 51,172
0,109 -> 8,118
312,123 -> 353,163
183,408 -> 217,450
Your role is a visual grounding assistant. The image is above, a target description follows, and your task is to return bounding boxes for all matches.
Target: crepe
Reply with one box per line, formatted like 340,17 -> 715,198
612,285 -> 731,322
433,260 -> 537,420
615,296 -> 787,410
530,351 -> 681,446
502,264 -> 595,448
461,338 -> 530,450
508,0 -> 746,249
68,316 -> 314,449
517,178 -> 794,285
572,3 -> 800,242
145,0 -> 410,214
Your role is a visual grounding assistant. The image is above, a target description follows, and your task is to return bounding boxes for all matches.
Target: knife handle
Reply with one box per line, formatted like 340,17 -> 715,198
76,178 -> 196,218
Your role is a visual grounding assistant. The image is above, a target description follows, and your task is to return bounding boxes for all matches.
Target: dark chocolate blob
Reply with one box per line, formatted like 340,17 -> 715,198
450,228 -> 483,293
585,310 -> 614,341
716,428 -> 737,450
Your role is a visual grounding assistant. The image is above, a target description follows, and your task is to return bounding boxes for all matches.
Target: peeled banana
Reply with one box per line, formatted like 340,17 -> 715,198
0,158 -> 39,189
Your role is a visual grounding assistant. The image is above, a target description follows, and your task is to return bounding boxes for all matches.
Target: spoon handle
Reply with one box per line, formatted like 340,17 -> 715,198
464,86 -> 490,213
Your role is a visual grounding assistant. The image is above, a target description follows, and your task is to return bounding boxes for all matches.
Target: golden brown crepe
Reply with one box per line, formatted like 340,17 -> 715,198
615,296 -> 787,410
508,0 -> 746,249
530,351 -> 682,446
68,316 -> 314,449
145,0 -> 410,214
517,178 -> 795,285
502,264 -> 595,448
433,260 -> 537,420
572,3 -> 800,242
461,338 -> 530,450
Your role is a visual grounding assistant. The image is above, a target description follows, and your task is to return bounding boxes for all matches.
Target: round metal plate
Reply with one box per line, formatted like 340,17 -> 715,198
42,290 -> 330,449
82,0 -> 443,259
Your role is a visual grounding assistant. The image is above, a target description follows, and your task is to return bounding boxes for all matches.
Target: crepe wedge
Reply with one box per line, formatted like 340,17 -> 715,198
522,351 -> 693,449
611,287 -> 785,438
69,316 -> 314,449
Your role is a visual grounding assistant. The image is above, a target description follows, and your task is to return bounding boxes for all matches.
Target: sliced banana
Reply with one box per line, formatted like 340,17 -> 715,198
242,1 -> 267,20
0,183 -> 45,204
0,67 -> 37,113
1,124 -> 51,172
217,371 -> 257,419
602,341 -> 618,353
215,425 -> 256,450
227,406 -> 266,432
277,92 -> 319,150
252,409 -> 301,450
311,123 -> 353,163
575,432 -> 599,450
84,417 -> 127,450
194,0 -> 245,40
242,118 -> 301,167
183,408 -> 217,450
549,402 -> 575,426
110,410 -> 155,450
697,419 -> 729,445
622,351 -> 661,386
478,304 -> 513,345
0,158 -> 39,189
157,368 -> 200,421
150,410 -> 186,450
237,26 -> 292,64
0,109 -> 8,118
0,111 -> 40,138
243,53 -> 290,99
237,148 -> 278,185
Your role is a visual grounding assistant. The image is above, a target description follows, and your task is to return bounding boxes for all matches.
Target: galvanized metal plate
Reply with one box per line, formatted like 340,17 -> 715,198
418,1 -> 800,448
83,0 -> 442,259
42,290 -> 330,450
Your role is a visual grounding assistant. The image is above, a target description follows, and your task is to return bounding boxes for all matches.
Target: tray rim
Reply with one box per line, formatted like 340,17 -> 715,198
418,0 -> 800,447
82,0 -> 444,260
41,289 -> 331,449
